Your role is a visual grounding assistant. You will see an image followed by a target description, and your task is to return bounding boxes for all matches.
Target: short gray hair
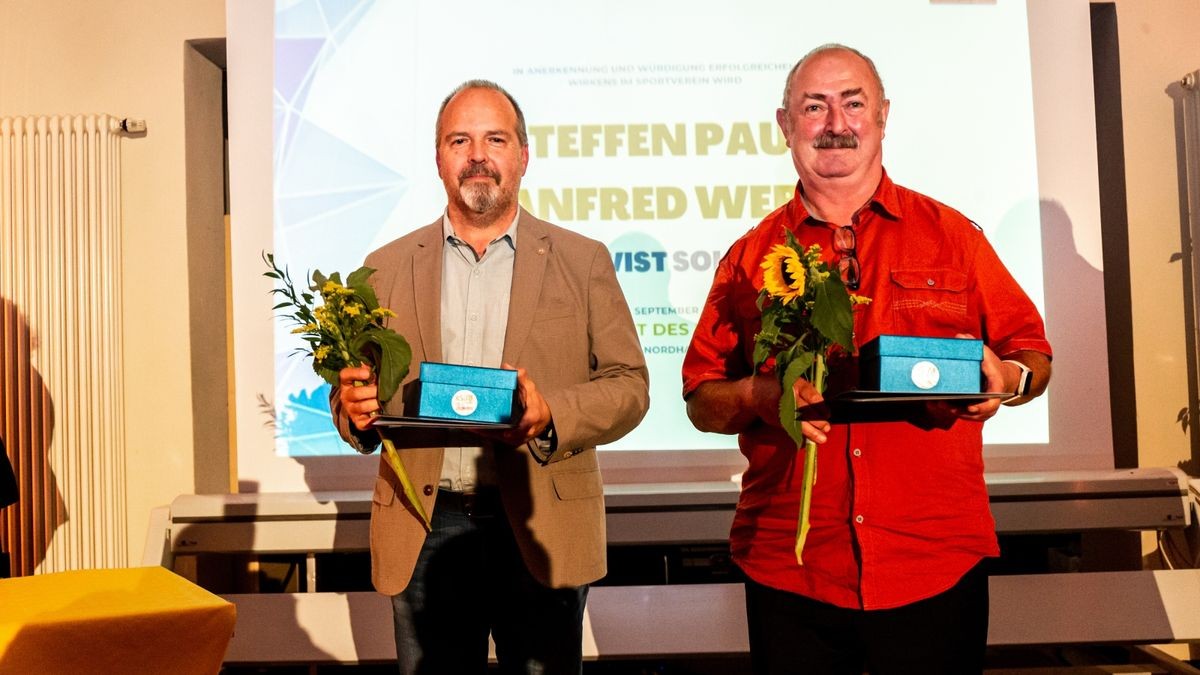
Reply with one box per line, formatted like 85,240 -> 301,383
435,79 -> 529,148
781,43 -> 886,111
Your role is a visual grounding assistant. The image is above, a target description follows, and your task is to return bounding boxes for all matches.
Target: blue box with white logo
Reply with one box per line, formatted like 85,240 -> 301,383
858,335 -> 982,394
413,362 -> 518,424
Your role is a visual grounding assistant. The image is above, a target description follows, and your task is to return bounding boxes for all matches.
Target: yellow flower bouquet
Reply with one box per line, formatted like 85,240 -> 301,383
752,231 -> 869,563
265,252 -> 432,530
264,253 -> 411,399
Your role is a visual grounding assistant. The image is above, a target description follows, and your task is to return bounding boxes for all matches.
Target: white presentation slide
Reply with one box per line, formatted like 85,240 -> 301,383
230,0 -> 1112,490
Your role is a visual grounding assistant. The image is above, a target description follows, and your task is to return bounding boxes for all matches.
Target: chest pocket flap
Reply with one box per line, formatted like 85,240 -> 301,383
889,268 -> 971,332
891,269 -> 968,292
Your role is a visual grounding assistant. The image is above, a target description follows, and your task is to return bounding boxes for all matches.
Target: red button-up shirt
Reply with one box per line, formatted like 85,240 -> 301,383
682,172 -> 1052,610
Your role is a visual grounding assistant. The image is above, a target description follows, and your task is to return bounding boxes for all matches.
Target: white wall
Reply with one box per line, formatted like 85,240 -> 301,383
1114,0 -> 1200,473
0,0 -> 226,564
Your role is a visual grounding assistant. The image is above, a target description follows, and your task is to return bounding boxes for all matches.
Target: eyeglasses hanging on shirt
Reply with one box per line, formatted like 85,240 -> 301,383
834,225 -> 860,291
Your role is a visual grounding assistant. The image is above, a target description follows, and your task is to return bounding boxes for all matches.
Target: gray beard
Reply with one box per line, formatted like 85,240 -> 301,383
461,181 -> 501,214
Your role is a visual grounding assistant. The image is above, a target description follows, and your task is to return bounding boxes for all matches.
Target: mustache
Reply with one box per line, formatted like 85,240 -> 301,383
459,164 -> 500,183
812,132 -> 859,149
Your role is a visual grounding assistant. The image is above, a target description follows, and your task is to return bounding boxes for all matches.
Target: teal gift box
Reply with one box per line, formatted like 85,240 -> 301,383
413,362 -> 518,424
859,335 -> 983,394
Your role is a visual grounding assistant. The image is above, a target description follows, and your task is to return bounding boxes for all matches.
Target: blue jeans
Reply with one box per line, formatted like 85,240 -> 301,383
392,491 -> 588,675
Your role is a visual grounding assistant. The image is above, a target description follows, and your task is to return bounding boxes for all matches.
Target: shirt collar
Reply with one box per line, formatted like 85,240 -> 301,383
788,169 -> 903,225
442,209 -> 520,251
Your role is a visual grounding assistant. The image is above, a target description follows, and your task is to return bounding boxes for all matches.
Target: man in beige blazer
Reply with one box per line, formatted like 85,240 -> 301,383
332,80 -> 648,674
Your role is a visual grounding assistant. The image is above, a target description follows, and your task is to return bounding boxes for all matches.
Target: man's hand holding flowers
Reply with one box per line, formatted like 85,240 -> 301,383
338,364 -> 380,431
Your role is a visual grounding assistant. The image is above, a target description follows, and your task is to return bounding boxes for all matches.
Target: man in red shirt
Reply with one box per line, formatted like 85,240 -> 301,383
682,44 -> 1052,674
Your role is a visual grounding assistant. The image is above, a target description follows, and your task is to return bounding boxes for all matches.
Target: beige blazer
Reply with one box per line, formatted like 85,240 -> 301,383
333,209 -> 649,595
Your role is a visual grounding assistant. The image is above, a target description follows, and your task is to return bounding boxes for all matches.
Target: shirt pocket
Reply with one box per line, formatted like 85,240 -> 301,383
889,268 -> 971,333
551,469 -> 604,501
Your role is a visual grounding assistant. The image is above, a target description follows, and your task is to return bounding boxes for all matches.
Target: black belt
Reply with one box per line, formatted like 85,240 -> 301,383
436,487 -> 503,518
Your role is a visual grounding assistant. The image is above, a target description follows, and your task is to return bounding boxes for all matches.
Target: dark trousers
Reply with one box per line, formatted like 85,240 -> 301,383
391,488 -> 588,675
744,561 -> 989,675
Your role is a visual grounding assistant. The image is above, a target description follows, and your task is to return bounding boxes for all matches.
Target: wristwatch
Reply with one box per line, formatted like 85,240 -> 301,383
1002,359 -> 1033,398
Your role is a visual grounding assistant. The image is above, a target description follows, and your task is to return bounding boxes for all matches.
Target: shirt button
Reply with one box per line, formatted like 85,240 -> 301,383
470,313 -> 478,321
855,515 -> 864,524
474,269 -> 482,277
422,485 -> 434,496
926,278 -> 935,286
853,448 -> 862,457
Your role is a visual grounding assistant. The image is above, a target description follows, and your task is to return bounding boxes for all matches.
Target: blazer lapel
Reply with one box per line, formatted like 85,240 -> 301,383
502,209 -> 549,365
410,221 -> 444,364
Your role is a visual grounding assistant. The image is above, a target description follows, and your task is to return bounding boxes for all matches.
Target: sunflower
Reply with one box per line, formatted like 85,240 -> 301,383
761,244 -> 807,303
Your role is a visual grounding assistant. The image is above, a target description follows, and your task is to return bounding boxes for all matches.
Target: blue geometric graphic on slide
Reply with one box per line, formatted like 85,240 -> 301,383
273,0 -> 407,456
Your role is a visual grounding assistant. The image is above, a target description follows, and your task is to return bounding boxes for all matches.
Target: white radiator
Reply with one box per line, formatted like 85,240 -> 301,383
0,114 -> 128,574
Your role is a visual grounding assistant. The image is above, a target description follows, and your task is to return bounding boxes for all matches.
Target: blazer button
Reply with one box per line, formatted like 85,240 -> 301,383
422,484 -> 434,496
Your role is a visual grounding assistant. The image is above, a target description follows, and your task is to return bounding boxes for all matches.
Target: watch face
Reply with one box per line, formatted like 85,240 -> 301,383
1018,369 -> 1033,396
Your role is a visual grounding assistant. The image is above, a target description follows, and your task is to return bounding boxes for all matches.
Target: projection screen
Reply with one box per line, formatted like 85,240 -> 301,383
228,0 -> 1111,491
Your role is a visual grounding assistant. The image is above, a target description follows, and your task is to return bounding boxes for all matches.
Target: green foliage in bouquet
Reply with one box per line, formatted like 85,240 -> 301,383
753,231 -> 864,444
263,252 -> 411,403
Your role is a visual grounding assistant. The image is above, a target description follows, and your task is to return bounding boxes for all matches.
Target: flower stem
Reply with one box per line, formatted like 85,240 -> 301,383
353,378 -> 432,532
380,436 -> 432,532
795,351 -> 826,565
795,438 -> 817,565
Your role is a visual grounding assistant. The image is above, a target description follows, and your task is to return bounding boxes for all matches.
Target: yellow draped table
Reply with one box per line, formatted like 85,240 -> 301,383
0,566 -> 236,674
